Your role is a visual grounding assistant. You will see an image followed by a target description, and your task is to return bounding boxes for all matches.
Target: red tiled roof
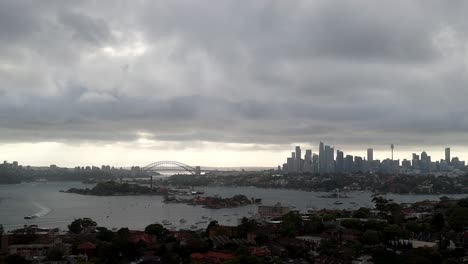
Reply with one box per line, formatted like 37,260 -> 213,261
129,233 -> 154,245
78,242 -> 96,250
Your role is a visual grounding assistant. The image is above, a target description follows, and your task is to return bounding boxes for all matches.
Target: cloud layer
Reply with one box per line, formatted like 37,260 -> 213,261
2,0 -> 468,156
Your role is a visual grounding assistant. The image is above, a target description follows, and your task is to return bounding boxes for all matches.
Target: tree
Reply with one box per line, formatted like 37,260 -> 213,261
383,224 -> 403,241
0,224 -> 3,235
6,254 -> 29,264
239,217 -> 257,236
47,247 -> 64,261
362,230 -> 380,246
371,247 -> 398,264
448,207 -> 468,231
68,218 -> 97,234
341,219 -> 363,231
96,226 -> 114,242
144,223 -> 168,238
372,196 -> 390,212
430,213 -> 445,232
318,239 -> 339,256
280,212 -> 302,237
353,207 -> 371,218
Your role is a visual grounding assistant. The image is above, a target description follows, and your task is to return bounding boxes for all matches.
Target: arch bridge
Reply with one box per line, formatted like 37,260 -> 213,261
141,161 -> 202,175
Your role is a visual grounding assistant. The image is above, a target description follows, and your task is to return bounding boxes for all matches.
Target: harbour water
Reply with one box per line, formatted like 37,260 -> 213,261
0,182 -> 466,231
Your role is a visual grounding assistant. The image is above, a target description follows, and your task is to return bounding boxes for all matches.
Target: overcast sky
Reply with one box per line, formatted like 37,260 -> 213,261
1,0 -> 468,167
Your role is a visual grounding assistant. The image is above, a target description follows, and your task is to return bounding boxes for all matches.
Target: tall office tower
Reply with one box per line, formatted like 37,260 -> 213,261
319,142 -> 325,174
324,146 -> 335,173
324,145 -> 330,173
295,146 -> 301,161
445,148 -> 450,163
291,152 -> 296,172
355,156 -> 363,173
303,149 -> 312,172
344,155 -> 354,173
295,146 -> 302,172
336,150 -> 344,173
420,151 -> 430,174
312,154 -> 319,173
286,158 -> 294,173
367,148 -> 374,162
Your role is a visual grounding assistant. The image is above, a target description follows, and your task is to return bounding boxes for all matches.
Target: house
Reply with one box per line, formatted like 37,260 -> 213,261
8,238 -> 71,264
191,251 -> 236,264
129,231 -> 155,246
249,246 -> 271,257
258,203 -> 290,218
77,242 -> 96,258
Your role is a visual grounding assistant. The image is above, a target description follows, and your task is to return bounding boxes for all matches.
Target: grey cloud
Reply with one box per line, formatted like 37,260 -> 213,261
0,0 -> 468,151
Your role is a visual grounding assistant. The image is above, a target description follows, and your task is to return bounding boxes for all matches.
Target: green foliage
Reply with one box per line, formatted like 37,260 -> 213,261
96,227 -> 114,242
382,224 -> 403,241
318,239 -> 339,256
457,197 -> 468,208
68,218 -> 97,234
340,219 -> 363,231
372,196 -> 390,212
448,207 -> 468,231
362,230 -> 380,245
6,254 -> 29,264
239,217 -> 257,236
235,244 -> 249,256
364,220 -> 387,231
405,220 -> 424,233
430,213 -> 445,232
280,212 -> 302,237
47,247 -> 64,261
303,217 -> 324,234
353,207 -> 371,218
371,247 -> 398,264
67,181 -> 157,196
144,223 -> 168,238
402,247 -> 442,264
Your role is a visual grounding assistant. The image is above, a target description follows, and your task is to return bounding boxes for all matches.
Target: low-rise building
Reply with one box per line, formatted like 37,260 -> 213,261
258,203 -> 290,218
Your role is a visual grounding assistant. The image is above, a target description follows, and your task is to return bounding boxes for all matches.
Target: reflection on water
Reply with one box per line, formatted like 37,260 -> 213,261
31,201 -> 51,218
0,181 -> 466,231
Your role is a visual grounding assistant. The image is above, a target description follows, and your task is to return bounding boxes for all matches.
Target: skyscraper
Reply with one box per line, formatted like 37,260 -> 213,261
367,148 -> 373,162
319,142 -> 325,174
312,154 -> 319,173
445,148 -> 450,164
303,149 -> 312,172
324,145 -> 335,173
336,150 -> 344,173
295,146 -> 302,172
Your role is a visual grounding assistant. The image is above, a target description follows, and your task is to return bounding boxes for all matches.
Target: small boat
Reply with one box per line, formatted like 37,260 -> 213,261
24,215 -> 38,219
190,225 -> 198,230
201,215 -> 208,219
179,219 -> 187,224
334,189 -> 343,205
162,220 -> 171,226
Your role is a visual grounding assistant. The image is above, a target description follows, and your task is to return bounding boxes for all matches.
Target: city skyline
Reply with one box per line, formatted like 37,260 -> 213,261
281,143 -> 466,175
2,142 -> 468,168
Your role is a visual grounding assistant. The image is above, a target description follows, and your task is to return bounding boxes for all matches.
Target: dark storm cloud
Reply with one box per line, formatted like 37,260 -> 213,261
1,0 -> 468,149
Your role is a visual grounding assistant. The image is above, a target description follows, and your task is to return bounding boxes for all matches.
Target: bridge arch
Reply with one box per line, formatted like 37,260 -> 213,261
141,161 -> 199,175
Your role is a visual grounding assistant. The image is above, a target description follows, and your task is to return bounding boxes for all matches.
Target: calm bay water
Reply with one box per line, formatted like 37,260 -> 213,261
0,182 -> 466,231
